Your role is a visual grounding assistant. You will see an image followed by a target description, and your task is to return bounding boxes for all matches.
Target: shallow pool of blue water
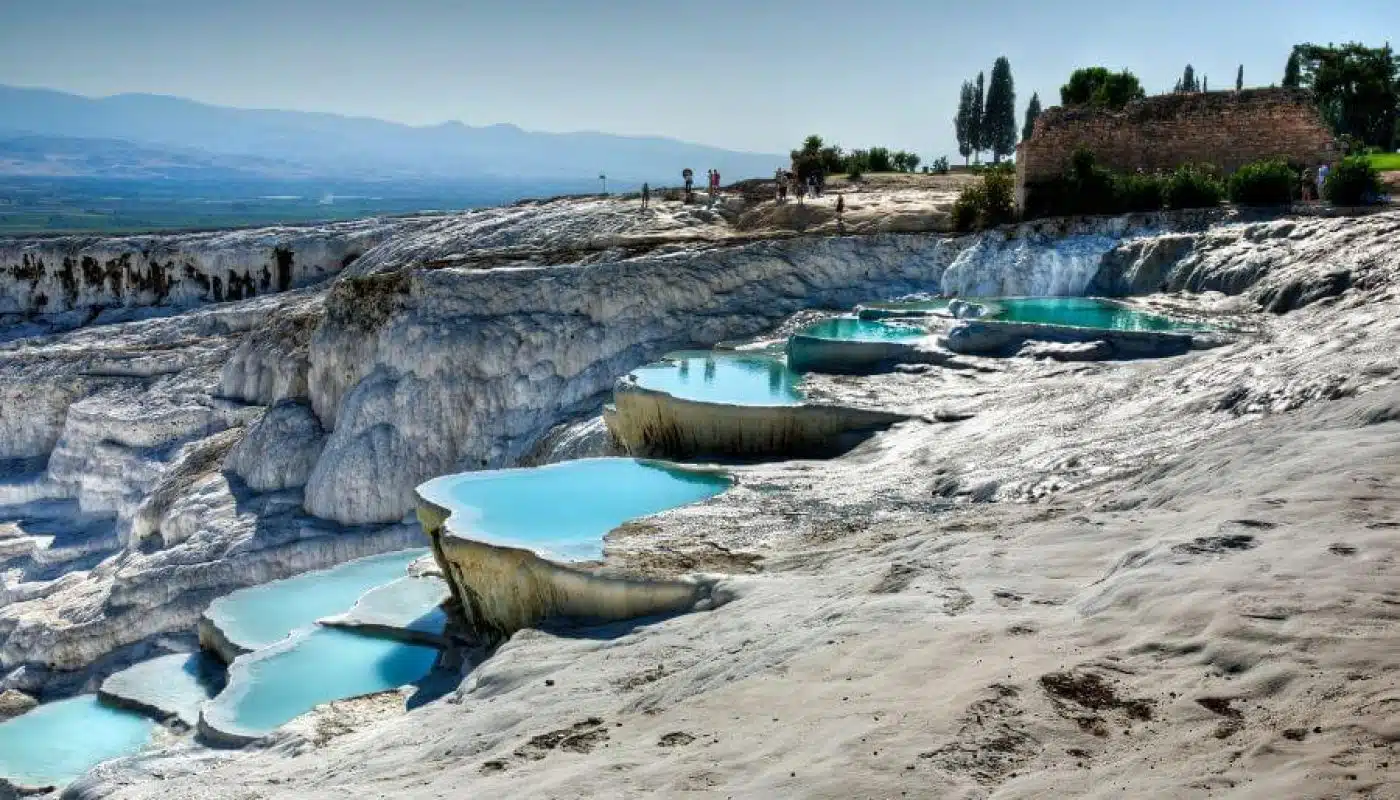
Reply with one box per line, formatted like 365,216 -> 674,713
798,317 -> 929,342
988,297 -> 1203,332
202,627 -> 439,738
204,549 -> 429,652
628,351 -> 803,406
417,458 -> 732,562
0,695 -> 154,787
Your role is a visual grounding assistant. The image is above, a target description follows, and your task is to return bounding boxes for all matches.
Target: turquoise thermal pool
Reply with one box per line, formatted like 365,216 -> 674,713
204,548 -> 429,652
0,695 -> 155,787
201,627 -> 439,739
796,317 -> 929,342
416,458 -> 732,562
627,351 -> 803,406
987,297 -> 1205,332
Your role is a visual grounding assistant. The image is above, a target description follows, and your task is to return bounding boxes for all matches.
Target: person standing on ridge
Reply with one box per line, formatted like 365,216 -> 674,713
683,168 -> 694,203
712,169 -> 721,195
641,182 -> 650,210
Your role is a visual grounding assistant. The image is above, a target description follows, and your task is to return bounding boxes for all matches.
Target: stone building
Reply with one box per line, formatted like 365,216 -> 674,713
1015,87 -> 1338,208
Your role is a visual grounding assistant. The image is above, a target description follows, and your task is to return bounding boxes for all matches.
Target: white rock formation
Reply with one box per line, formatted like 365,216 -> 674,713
2,192 -> 1397,767
0,216 -> 434,324
225,402 -> 326,492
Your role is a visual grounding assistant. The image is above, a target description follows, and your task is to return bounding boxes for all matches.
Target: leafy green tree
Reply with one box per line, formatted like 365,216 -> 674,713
904,152 -> 921,172
866,147 -> 894,172
1291,42 -> 1400,150
891,151 -> 908,172
819,145 -> 845,174
1022,92 -> 1042,141
1060,67 -> 1146,109
971,72 -> 986,164
844,149 -> 869,177
984,56 -> 1018,162
790,134 -> 829,182
955,82 -> 974,165
1236,64 -> 1244,91
1283,51 -> 1302,88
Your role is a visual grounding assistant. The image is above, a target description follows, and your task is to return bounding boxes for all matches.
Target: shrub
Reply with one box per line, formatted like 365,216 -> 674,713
1162,165 -> 1224,210
951,172 -> 1016,231
846,166 -> 863,181
981,171 -> 1016,225
951,183 -> 983,231
1112,172 -> 1167,212
1228,159 -> 1296,206
932,156 -> 950,174
1322,155 -> 1383,205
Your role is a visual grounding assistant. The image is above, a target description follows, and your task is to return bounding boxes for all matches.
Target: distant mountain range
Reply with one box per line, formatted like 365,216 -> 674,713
0,85 -> 781,184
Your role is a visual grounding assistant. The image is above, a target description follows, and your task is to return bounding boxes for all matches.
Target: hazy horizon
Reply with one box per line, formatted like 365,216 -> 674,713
1,0 -> 1393,161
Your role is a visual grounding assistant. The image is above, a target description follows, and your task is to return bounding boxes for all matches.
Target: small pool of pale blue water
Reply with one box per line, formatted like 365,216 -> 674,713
417,458 -> 732,562
797,317 -> 929,342
205,549 -> 429,652
628,351 -> 803,406
988,297 -> 1204,332
202,627 -> 438,738
99,652 -> 225,726
0,695 -> 154,787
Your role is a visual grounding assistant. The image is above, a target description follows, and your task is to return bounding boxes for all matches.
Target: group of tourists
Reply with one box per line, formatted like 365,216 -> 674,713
680,168 -> 722,204
1299,162 -> 1330,202
637,168 -> 724,211
774,169 -> 826,205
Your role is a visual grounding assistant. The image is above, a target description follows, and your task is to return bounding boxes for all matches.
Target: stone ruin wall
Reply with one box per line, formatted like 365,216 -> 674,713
1015,88 -> 1339,201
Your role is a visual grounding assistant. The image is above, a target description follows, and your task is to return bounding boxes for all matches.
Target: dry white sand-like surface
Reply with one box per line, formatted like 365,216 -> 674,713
79,258 -> 1400,798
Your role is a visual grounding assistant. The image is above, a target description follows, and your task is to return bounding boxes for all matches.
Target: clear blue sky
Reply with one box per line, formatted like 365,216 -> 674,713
0,0 -> 1393,159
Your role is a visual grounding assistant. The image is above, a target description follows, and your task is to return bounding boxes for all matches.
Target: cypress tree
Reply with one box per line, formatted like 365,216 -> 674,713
1283,51 -> 1302,88
1022,92 -> 1042,141
970,72 -> 985,164
954,82 -> 974,165
1180,64 -> 1198,92
1236,64 -> 1244,91
985,57 -> 1017,163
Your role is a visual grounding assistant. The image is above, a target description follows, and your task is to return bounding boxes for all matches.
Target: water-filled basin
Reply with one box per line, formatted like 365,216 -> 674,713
204,549 -> 429,653
0,695 -> 154,787
797,317 -> 929,342
201,627 -> 438,739
986,297 -> 1203,332
416,458 -> 732,562
627,351 -> 803,406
